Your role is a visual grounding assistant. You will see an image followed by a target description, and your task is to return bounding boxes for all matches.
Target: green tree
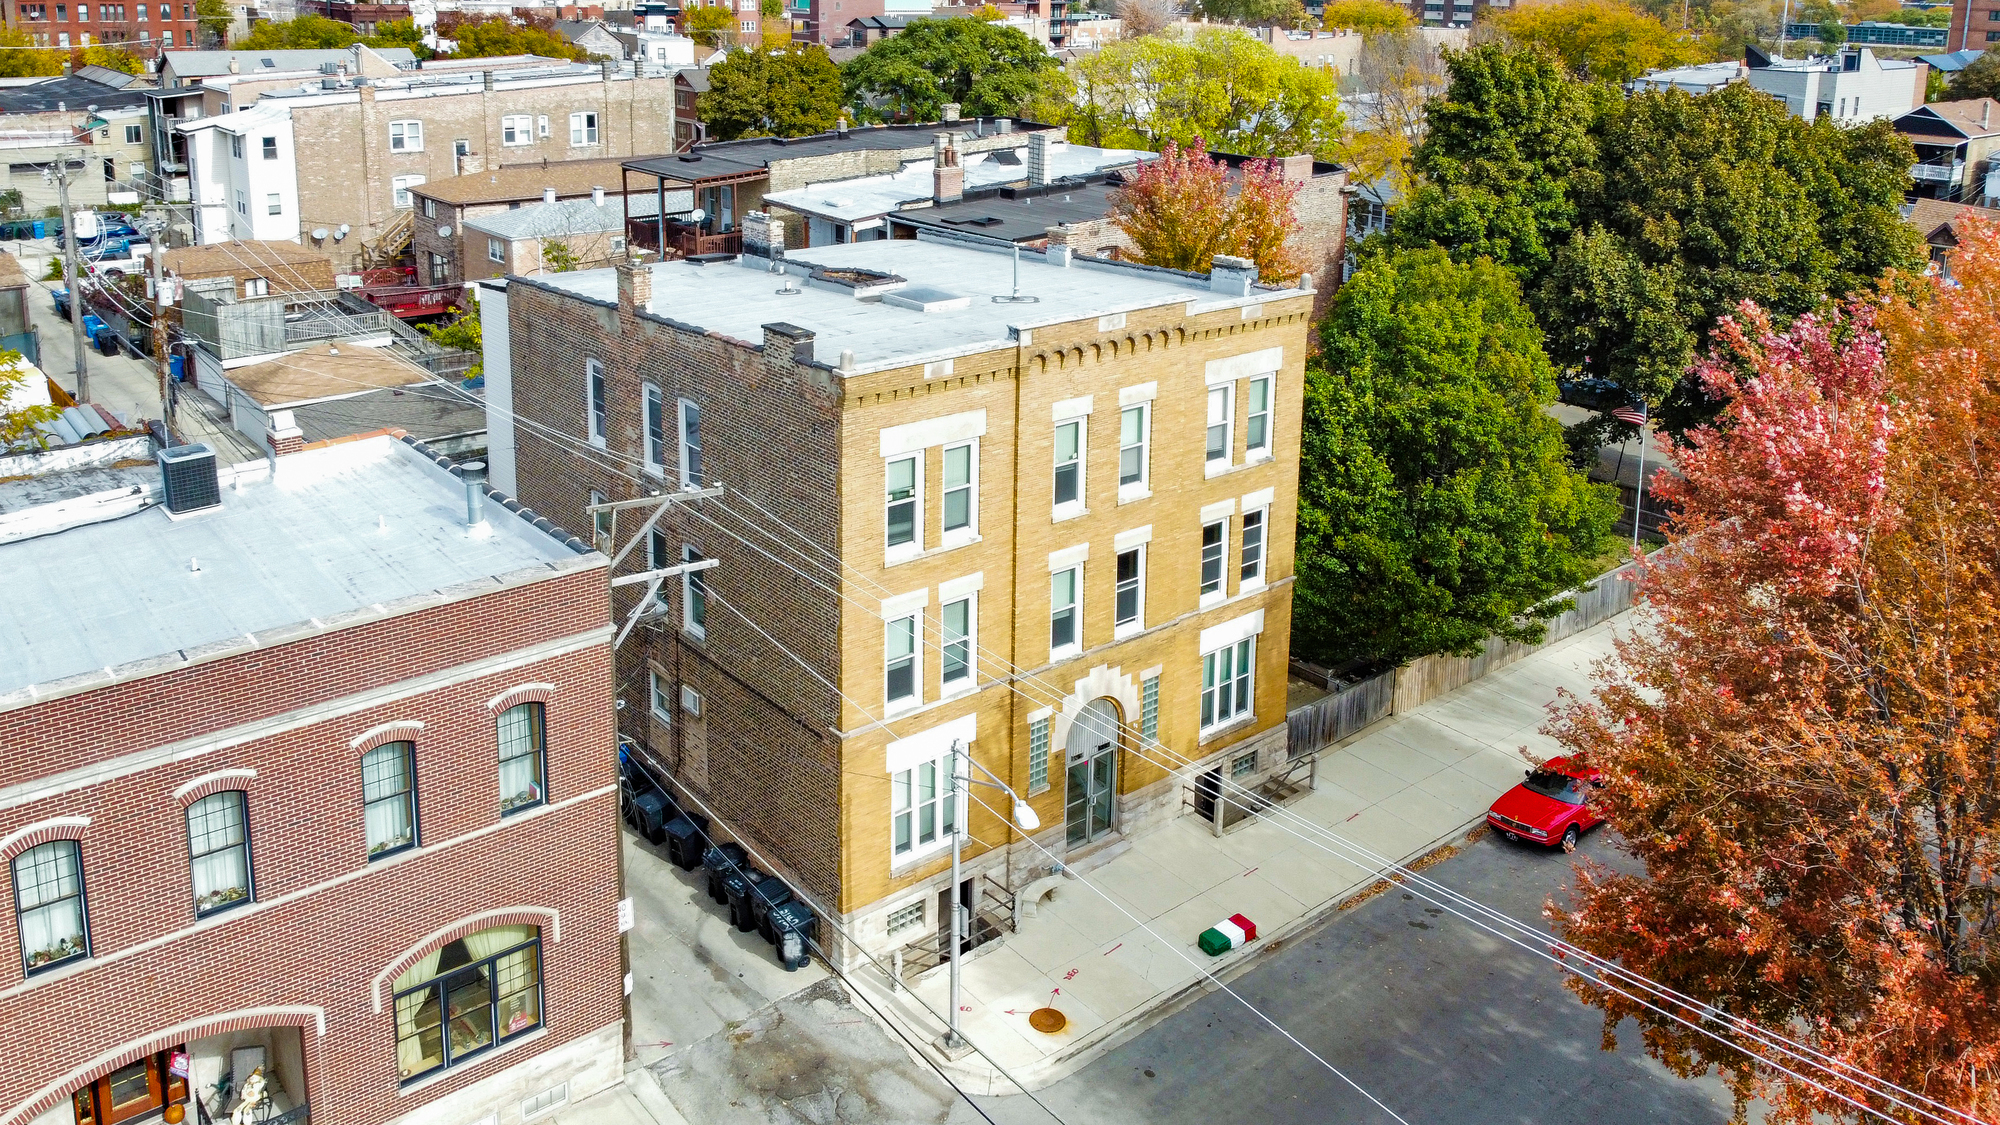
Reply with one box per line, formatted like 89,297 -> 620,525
1815,16 -> 1846,49
1491,0 -> 1703,84
195,0 -> 231,44
1191,0 -> 1309,26
0,28 -> 63,77
760,0 -> 783,17
1054,28 -> 1344,158
422,311 -> 482,382
701,44 -> 844,139
438,14 -> 588,59
239,14 -> 359,48
76,45 -> 142,73
1944,50 -> 2000,101
1321,0 -> 1414,31
683,5 -> 734,45
1538,82 -> 1924,437
364,19 -> 435,58
1393,44 -> 1600,282
0,352 -> 61,450
1295,247 -> 1616,665
842,17 -> 1058,122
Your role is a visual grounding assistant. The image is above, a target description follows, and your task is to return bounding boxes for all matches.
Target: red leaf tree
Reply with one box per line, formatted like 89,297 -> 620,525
1108,139 -> 1304,281
1549,222 -> 2000,1123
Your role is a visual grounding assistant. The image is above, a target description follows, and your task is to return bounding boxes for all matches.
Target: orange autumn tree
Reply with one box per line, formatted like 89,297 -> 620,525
1548,222 -> 2000,1123
1108,139 -> 1304,281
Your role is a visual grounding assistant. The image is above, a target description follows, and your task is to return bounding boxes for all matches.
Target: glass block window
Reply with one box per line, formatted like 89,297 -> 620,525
1140,675 -> 1160,743
887,901 -> 924,935
1027,717 -> 1050,794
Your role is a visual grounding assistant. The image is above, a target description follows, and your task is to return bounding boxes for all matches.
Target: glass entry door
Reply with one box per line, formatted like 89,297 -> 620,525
1065,700 -> 1120,847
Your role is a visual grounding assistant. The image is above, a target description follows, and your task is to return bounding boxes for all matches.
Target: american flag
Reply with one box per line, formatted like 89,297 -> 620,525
1611,401 -> 1647,427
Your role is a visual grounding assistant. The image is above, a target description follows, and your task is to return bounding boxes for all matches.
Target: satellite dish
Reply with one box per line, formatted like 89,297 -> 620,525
438,224 -> 453,239
687,207 -> 706,224
337,224 -> 350,235
311,227 -> 329,240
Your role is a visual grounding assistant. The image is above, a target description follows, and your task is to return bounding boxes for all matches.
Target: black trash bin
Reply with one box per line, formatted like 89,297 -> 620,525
702,843 -> 747,905
661,813 -> 708,870
768,901 -> 817,971
628,791 -> 669,844
750,880 -> 793,943
723,868 -> 765,932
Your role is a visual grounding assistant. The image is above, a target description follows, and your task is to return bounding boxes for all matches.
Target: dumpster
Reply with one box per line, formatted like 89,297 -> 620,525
768,901 -> 817,971
750,880 -> 793,944
628,791 -> 669,844
702,843 -> 746,905
723,868 -> 766,933
661,813 -> 708,870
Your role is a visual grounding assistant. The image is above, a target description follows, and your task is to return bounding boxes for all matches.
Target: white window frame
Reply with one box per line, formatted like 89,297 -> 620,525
123,123 -> 140,144
884,451 -> 922,562
501,114 -> 533,146
681,685 -> 703,715
1200,519 -> 1228,605
884,614 -> 920,713
890,748 -> 958,863
568,111 -> 599,146
677,398 -> 702,489
649,668 -> 673,723
1240,507 -> 1267,590
586,358 -> 607,448
939,594 -> 975,693
390,174 -> 424,210
242,277 -> 268,298
1049,565 -> 1081,662
1117,403 -> 1149,501
1205,384 -> 1234,470
642,383 -> 666,476
681,544 -> 707,639
487,237 -> 505,263
1244,374 -> 1273,461
229,133 -> 242,159
940,439 -> 977,547
1113,545 -> 1144,639
1200,636 -> 1256,733
537,114 -> 550,138
265,193 -> 281,216
1052,416 -> 1085,520
261,135 -> 277,160
388,119 -> 423,152
233,189 -> 246,215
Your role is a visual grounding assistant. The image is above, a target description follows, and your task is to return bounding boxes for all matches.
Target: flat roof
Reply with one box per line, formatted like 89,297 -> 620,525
0,434 -> 592,702
891,178 -> 1126,242
466,190 -> 681,240
223,342 -> 434,407
521,237 -> 1301,374
0,74 -> 149,114
292,385 -> 487,445
161,47 -> 418,76
625,119 -> 1056,183
164,240 -> 331,278
414,157 -> 651,206
762,142 -> 1152,224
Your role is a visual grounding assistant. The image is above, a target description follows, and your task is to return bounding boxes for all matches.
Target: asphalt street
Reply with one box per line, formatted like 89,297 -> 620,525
971,826 -> 1743,1125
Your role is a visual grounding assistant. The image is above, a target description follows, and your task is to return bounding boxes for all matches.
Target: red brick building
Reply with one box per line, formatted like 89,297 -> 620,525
2,0 -> 202,53
0,433 -> 621,1125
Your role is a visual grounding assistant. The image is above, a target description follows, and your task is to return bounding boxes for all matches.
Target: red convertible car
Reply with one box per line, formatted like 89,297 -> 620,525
1485,756 -> 1602,851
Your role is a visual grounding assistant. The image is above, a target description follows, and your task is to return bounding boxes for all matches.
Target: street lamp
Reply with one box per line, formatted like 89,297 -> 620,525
944,738 -> 1038,1052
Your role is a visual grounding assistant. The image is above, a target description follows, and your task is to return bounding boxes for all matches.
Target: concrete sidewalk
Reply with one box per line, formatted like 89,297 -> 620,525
858,615 -> 1624,1094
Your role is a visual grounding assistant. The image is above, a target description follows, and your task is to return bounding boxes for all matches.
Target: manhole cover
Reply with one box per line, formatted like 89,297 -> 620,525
1028,1007 -> 1067,1034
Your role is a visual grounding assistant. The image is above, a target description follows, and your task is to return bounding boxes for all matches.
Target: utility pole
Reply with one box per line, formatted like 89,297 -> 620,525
54,155 -> 88,405
147,219 -> 170,424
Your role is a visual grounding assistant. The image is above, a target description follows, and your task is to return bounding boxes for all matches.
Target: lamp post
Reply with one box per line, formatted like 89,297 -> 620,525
944,738 -> 1040,1052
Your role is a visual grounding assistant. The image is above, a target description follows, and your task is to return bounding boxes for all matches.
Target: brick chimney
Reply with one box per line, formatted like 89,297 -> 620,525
266,408 -> 303,458
1027,132 -> 1053,187
616,259 -> 652,312
933,132 -> 963,203
1276,154 -> 1314,182
741,210 -> 785,259
1210,255 -> 1257,295
941,102 -> 961,122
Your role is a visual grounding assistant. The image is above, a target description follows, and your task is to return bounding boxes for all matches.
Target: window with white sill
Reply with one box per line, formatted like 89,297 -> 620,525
501,114 -> 533,146
1052,418 -> 1083,512
941,441 -> 976,542
890,750 -> 958,861
682,544 -> 707,639
1206,385 -> 1233,466
388,119 -> 422,152
488,238 -> 505,263
940,596 -> 973,690
391,174 -> 424,210
1244,375 -> 1272,458
678,398 -> 702,488
1050,566 -> 1081,658
643,383 -> 666,475
885,614 -> 919,710
885,453 -> 921,555
586,359 -> 607,447
569,111 -> 598,147
1114,546 -> 1143,633
1118,404 -> 1147,493
1240,509 -> 1266,587
650,669 -> 673,723
1201,637 -> 1255,731
1200,520 -> 1227,600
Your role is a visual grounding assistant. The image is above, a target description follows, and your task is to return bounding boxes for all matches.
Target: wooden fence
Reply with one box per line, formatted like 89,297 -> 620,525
1285,557 -> 1645,758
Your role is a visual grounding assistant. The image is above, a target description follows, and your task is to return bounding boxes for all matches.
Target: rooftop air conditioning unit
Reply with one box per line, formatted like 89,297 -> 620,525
159,443 -> 221,515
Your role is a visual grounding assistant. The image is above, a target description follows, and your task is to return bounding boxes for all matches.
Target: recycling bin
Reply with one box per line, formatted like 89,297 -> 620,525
750,879 -> 793,943
723,868 -> 765,933
628,791 -> 669,844
32,220 -> 45,239
702,843 -> 747,905
768,901 -> 817,971
661,813 -> 708,870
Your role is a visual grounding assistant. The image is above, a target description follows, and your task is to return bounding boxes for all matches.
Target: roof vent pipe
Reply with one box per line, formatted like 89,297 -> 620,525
592,185 -> 605,206
544,187 -> 557,204
458,461 -> 488,527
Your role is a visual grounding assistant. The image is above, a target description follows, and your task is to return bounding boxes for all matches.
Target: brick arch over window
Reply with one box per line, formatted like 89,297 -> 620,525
0,816 -> 90,862
0,1007 -> 326,1125
348,720 -> 426,754
173,769 -> 258,808
370,906 -> 561,1013
485,682 -> 555,714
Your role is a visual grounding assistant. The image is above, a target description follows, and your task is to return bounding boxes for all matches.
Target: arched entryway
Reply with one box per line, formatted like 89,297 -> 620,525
1064,699 -> 1120,848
